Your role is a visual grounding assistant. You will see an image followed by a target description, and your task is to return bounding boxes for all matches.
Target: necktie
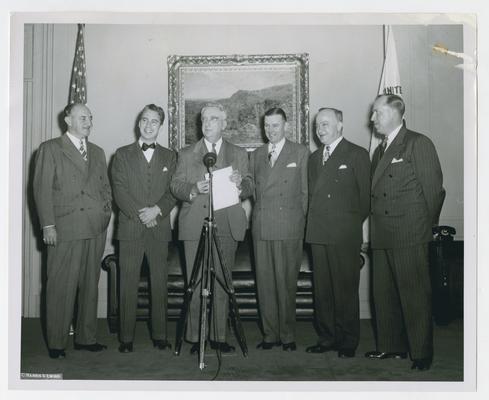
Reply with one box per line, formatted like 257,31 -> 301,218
79,139 -> 88,161
268,144 -> 277,167
378,137 -> 387,159
322,145 -> 331,165
142,142 -> 156,151
212,143 -> 217,155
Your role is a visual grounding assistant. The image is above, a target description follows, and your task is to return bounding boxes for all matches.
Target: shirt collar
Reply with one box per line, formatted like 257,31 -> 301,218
66,131 -> 85,148
385,123 -> 403,149
268,137 -> 286,154
204,137 -> 223,154
138,138 -> 157,148
323,135 -> 343,156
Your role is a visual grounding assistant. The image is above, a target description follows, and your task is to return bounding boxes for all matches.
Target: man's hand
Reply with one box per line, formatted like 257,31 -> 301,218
195,179 -> 210,194
229,169 -> 242,189
43,226 -> 57,247
145,220 -> 158,228
138,206 -> 161,225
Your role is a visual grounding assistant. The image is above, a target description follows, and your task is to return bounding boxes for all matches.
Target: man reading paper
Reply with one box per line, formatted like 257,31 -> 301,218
170,103 -> 253,354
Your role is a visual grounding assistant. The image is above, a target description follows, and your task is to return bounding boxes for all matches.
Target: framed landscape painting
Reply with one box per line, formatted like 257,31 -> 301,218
168,53 -> 309,150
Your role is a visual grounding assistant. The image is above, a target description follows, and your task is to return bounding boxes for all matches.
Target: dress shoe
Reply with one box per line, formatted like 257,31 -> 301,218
305,343 -> 336,353
74,342 -> 107,352
48,349 -> 66,359
153,339 -> 172,350
338,349 -> 356,358
411,358 -> 432,371
190,342 -> 200,355
364,350 -> 407,359
282,342 -> 297,351
210,341 -> 235,353
256,341 -> 281,350
118,342 -> 133,353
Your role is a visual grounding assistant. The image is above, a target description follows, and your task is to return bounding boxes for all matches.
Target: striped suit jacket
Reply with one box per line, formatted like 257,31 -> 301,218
170,138 -> 253,241
251,139 -> 309,240
306,138 -> 371,245
370,126 -> 445,249
111,142 -> 177,241
33,134 -> 112,241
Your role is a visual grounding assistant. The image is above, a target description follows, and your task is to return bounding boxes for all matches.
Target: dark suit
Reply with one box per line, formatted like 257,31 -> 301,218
370,125 -> 445,360
33,134 -> 111,350
111,142 -> 177,343
251,139 -> 309,344
170,138 -> 253,342
306,138 -> 370,351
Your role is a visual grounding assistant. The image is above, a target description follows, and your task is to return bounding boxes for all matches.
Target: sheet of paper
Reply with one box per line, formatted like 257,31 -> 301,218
205,166 -> 240,211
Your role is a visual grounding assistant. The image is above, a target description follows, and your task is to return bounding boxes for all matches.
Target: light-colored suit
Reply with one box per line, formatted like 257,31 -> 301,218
370,125 -> 445,359
251,139 -> 308,344
170,138 -> 253,342
33,134 -> 111,349
111,142 -> 177,343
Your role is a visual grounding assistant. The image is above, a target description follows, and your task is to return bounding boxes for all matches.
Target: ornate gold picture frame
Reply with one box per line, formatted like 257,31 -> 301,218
168,53 -> 309,150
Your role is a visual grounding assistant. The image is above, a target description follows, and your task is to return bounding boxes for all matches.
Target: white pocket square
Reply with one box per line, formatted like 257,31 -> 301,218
286,162 -> 297,168
391,158 -> 404,164
338,164 -> 348,169
162,167 -> 169,172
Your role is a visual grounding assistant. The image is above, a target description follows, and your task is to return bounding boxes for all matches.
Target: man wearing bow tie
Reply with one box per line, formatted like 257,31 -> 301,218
365,95 -> 445,371
111,104 -> 177,353
305,108 -> 370,358
33,103 -> 112,359
250,107 -> 309,352
170,103 -> 253,354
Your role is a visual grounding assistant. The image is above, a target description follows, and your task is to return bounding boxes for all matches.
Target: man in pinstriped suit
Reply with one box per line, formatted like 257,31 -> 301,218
111,104 -> 177,353
33,103 -> 112,359
365,94 -> 445,370
251,107 -> 309,352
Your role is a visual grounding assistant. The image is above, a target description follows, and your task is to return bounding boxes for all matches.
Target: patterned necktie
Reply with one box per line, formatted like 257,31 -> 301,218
378,137 -> 387,159
322,145 -> 331,165
268,144 -> 277,167
79,139 -> 88,161
141,142 -> 156,151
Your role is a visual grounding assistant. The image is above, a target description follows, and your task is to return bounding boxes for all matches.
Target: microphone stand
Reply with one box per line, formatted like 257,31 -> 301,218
174,155 -> 248,370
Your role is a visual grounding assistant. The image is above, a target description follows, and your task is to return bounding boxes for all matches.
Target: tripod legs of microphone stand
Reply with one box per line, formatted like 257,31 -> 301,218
174,218 -> 248,369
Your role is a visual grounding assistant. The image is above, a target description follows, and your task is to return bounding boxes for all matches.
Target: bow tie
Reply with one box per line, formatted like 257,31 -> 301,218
141,142 -> 156,151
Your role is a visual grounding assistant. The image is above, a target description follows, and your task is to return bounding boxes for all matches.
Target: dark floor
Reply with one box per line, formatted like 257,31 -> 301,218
19,317 -> 463,382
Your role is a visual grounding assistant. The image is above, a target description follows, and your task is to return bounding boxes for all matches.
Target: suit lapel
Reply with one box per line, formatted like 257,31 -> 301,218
314,139 -> 348,194
372,127 -> 407,189
266,140 -> 293,185
60,134 -> 88,173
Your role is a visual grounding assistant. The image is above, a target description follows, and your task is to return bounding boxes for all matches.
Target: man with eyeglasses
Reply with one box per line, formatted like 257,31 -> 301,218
111,104 -> 177,353
171,103 -> 253,354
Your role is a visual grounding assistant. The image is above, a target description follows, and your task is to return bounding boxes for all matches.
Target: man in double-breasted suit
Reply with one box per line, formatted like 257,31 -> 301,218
365,94 -> 445,370
251,107 -> 309,352
33,103 -> 112,359
170,103 -> 253,354
111,104 -> 177,353
305,108 -> 370,358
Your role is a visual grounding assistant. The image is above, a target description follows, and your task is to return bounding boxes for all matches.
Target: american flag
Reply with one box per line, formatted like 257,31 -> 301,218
69,24 -> 87,104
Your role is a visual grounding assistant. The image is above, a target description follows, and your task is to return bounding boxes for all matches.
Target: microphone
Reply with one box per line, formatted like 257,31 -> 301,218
203,152 -> 217,170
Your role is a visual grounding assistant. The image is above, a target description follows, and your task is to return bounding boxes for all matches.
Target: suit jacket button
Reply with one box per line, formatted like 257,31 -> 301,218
383,193 -> 387,197
385,210 -> 388,215
81,190 -> 84,195
80,208 -> 84,211
203,205 -> 206,208
389,174 -> 393,178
